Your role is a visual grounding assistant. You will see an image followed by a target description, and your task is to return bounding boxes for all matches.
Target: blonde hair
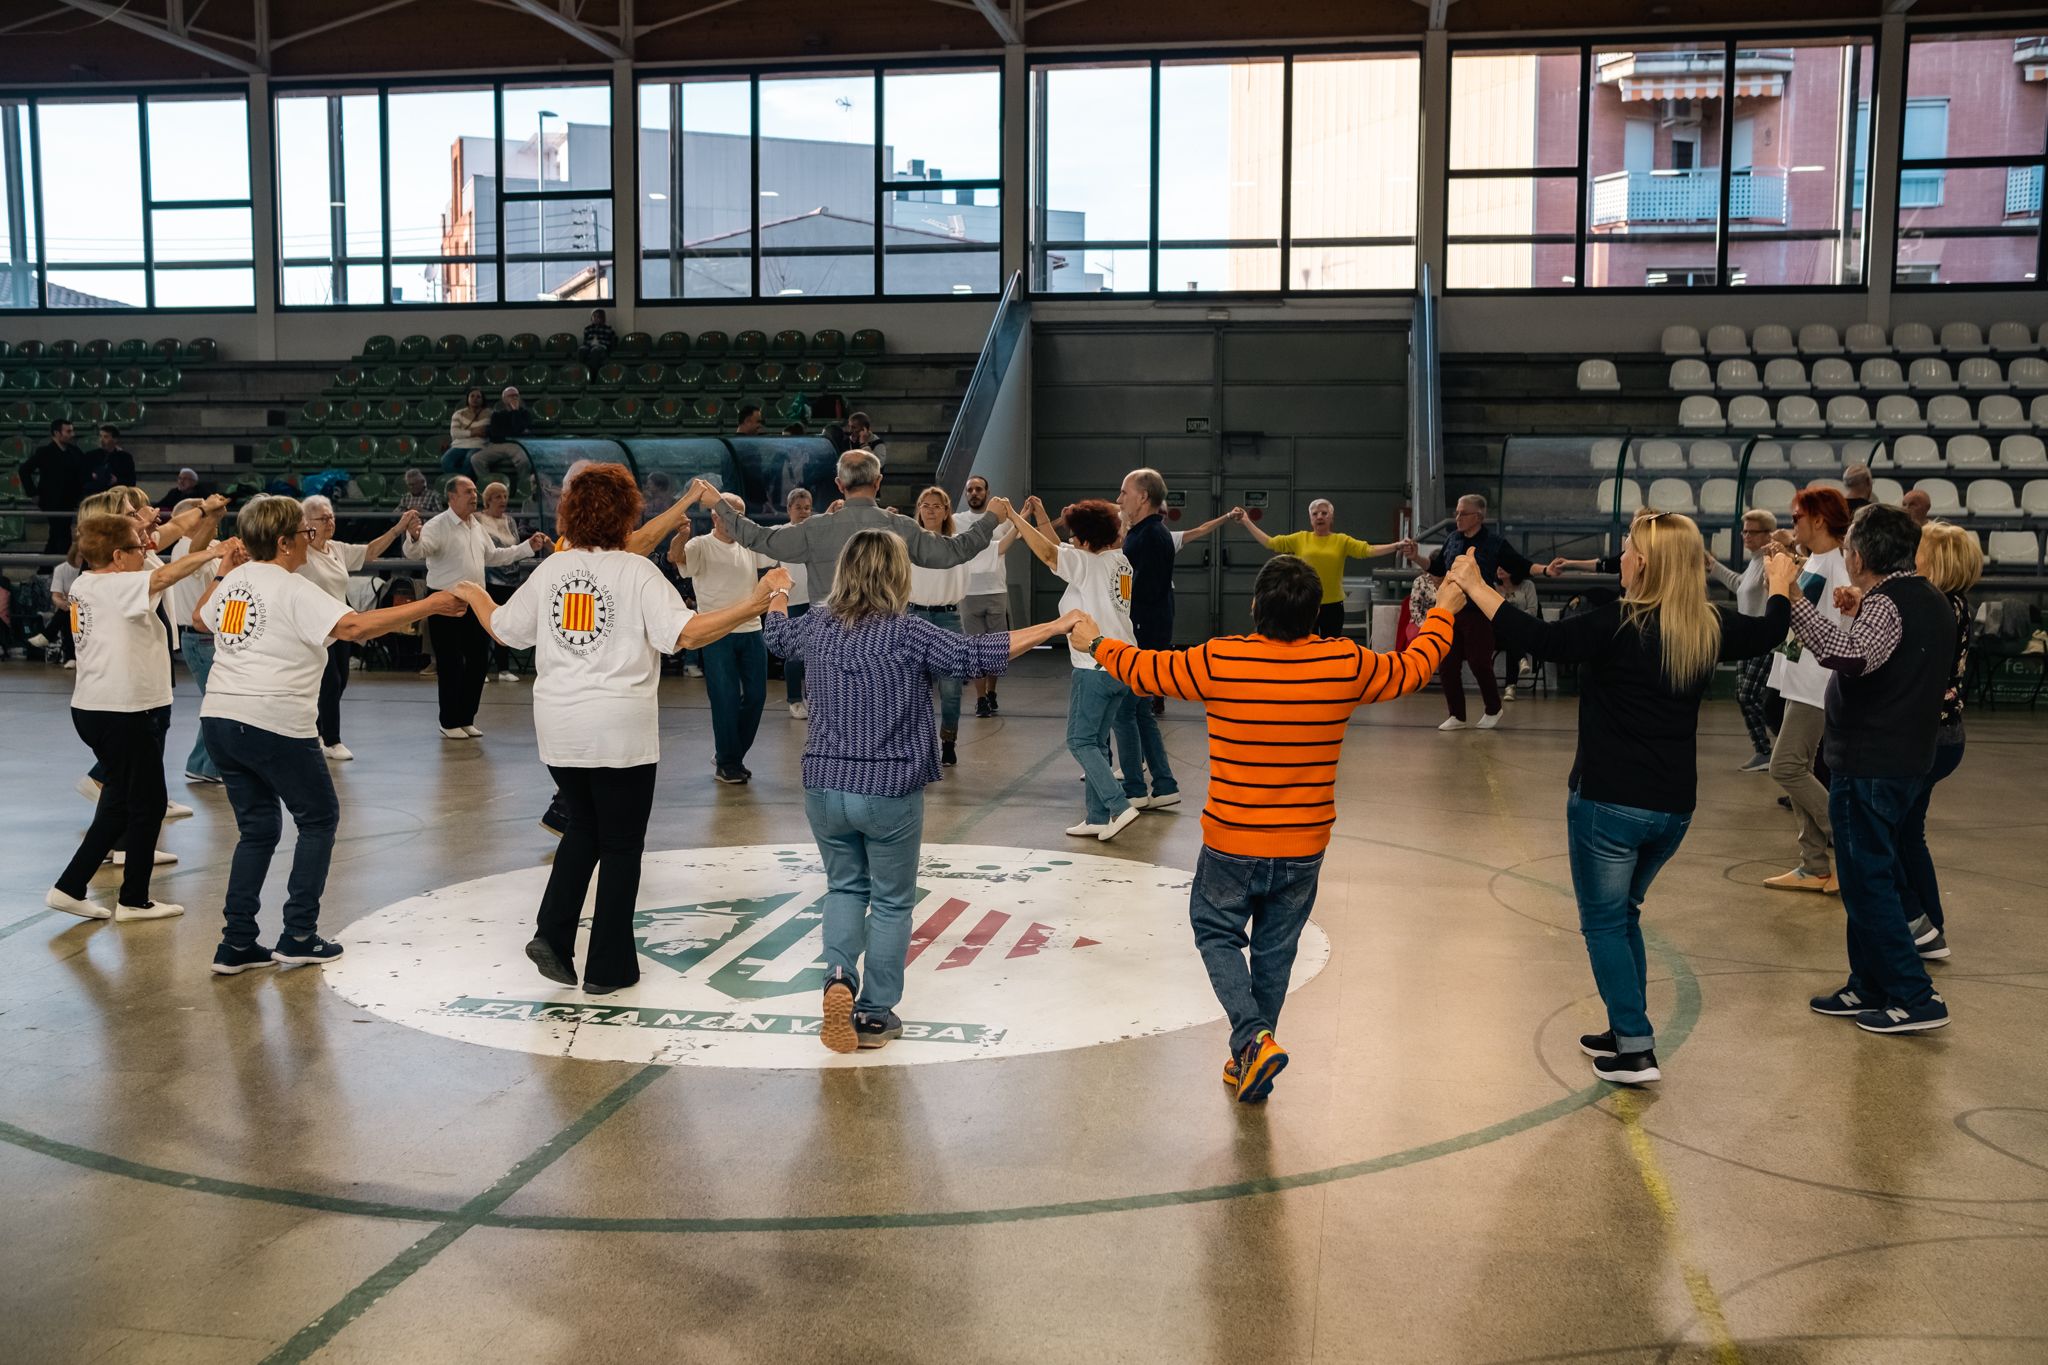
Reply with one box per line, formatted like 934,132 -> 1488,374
915,485 -> 955,536
77,488 -> 144,520
236,494 -> 305,562
1917,520 -> 1983,596
1741,509 -> 1777,532
822,528 -> 910,625
1622,509 -> 1721,690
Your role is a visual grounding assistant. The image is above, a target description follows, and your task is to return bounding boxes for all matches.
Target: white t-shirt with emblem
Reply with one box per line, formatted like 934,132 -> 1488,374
1767,546 -> 1851,710
492,550 -> 697,768
69,570 -> 171,712
1053,543 -> 1135,671
682,534 -> 773,632
199,561 -> 352,738
298,539 -> 367,603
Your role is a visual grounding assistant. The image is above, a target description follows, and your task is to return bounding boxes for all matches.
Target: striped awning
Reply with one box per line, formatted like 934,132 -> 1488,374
1618,74 -> 1784,101
2024,62 -> 2048,82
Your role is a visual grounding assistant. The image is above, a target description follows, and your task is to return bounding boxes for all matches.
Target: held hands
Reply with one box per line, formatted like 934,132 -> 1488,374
683,477 -> 720,509
1833,585 -> 1865,617
1066,610 -> 1100,641
758,567 -> 795,602
1763,545 -> 1801,597
526,531 -> 550,552
986,495 -> 1015,522
396,508 -> 423,536
1435,576 -> 1469,615
200,493 -> 230,518
206,536 -> 241,562
447,580 -> 490,609
424,589 -> 470,618
1444,547 -> 1485,594
218,540 -> 250,572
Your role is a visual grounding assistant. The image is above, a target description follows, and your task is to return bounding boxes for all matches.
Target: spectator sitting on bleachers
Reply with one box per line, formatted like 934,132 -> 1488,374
846,410 -> 886,464
734,403 -> 765,437
86,426 -> 136,498
475,386 -> 533,497
397,467 -> 443,521
446,387 -> 491,476
1901,489 -> 1931,527
20,418 -> 87,556
1844,464 -> 1874,512
154,468 -> 216,515
579,309 -> 616,367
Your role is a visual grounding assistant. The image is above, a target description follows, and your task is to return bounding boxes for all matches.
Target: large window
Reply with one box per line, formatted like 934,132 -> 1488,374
0,91 -> 253,312
637,64 -> 1001,302
1449,35 -> 1873,290
1895,30 -> 2048,287
275,79 -> 614,308
1031,49 -> 1420,295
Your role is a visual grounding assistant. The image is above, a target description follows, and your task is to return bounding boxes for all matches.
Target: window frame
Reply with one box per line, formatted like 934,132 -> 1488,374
1028,42 -> 1425,300
0,82 -> 257,315
1443,26 -> 1881,297
633,55 -> 1005,307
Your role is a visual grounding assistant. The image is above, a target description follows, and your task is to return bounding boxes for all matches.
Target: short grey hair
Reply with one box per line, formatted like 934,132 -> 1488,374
1457,493 -> 1489,515
1843,463 -> 1873,492
1125,467 -> 1167,510
1741,508 -> 1778,531
836,451 -> 883,492
301,494 -> 335,519
1309,498 -> 1334,515
238,494 -> 305,563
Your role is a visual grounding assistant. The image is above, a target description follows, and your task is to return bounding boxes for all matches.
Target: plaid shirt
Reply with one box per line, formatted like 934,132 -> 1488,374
1789,571 -> 1908,678
397,490 -> 443,520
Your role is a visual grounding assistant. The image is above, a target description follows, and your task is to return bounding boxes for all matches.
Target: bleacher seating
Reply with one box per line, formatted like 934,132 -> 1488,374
1763,358 -> 1808,391
1846,323 -> 1888,354
1990,321 -> 2037,351
1918,478 -> 1963,515
1751,324 -> 1796,356
1661,325 -> 1704,356
1575,359 -> 1618,391
1706,325 -> 1748,356
1798,324 -> 1843,355
1941,322 -> 1988,354
1893,323 -> 1938,354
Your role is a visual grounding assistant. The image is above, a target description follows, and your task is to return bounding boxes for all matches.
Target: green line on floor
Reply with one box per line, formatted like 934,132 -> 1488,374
0,909 -> 55,941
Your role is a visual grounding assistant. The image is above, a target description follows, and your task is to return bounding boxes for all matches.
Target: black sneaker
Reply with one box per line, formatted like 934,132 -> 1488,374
821,967 -> 857,1054
211,940 -> 277,975
855,1010 -> 904,1049
526,936 -> 576,985
1916,928 -> 1951,960
986,692 -> 999,715
539,796 -> 567,837
1593,1050 -> 1661,1084
941,740 -> 957,766
714,766 -> 748,785
739,764 -> 754,781
1856,995 -> 1950,1034
272,934 -> 343,966
975,695 -> 991,719
582,977 -> 635,997
1151,696 -> 1165,717
1579,1030 -> 1618,1058
1810,986 -> 1877,1016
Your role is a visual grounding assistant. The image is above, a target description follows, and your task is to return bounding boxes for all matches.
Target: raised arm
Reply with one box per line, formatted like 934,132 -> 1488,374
1092,633 -> 1208,703
485,531 -> 546,569
148,537 -> 233,596
1006,497 -> 1060,570
1176,510 -> 1232,546
711,490 -> 812,561
363,508 -> 422,561
1448,548 -> 1619,664
158,493 -> 229,547
1236,509 -> 1277,550
626,486 -> 701,557
903,498 -> 999,568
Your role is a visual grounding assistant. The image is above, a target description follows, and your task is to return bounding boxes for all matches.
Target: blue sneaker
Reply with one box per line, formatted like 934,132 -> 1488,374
1810,986 -> 1877,1017
211,940 -> 277,975
1856,996 -> 1950,1035
854,1010 -> 903,1050
272,934 -> 344,966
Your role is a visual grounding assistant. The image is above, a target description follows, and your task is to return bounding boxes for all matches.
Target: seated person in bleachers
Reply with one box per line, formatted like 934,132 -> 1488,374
580,309 -> 616,367
153,468 -> 216,515
846,410 -> 887,465
447,388 -> 491,475
1901,489 -> 1931,527
1844,464 -> 1874,512
396,467 -> 444,521
734,403 -> 765,437
474,386 -> 533,497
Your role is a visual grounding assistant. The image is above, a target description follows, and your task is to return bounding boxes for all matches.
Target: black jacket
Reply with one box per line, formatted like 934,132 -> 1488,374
20,441 -> 86,511
486,405 -> 533,444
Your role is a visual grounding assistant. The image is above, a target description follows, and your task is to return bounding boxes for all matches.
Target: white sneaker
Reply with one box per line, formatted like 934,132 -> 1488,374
115,900 -> 185,921
497,672 -> 521,683
1438,717 -> 1468,732
1502,687 -> 1517,702
26,633 -> 47,648
789,701 -> 808,719
323,743 -> 354,761
439,726 -> 470,739
462,725 -> 484,738
164,799 -> 194,819
1134,792 -> 1181,811
45,887 -> 110,920
1098,805 -> 1141,842
1066,821 -> 1107,837
110,849 -> 178,867
62,659 -> 75,669
684,665 -> 703,678
1476,711 -> 1501,730
76,775 -> 103,803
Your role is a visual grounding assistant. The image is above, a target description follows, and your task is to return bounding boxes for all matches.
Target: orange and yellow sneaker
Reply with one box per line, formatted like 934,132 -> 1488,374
1222,1056 -> 1241,1088
1233,1031 -> 1288,1103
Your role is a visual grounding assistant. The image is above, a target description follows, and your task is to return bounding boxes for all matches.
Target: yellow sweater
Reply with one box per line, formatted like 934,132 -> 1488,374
1267,532 -> 1376,604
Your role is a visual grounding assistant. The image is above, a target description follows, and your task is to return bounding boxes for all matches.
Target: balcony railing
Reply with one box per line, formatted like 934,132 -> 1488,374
2008,165 -> 2043,218
1591,168 -> 1786,226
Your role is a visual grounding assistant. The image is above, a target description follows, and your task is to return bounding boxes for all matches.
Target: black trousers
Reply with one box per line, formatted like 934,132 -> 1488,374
57,707 -> 168,906
317,640 -> 351,746
537,764 -> 658,988
427,611 -> 490,729
43,517 -> 72,558
1441,604 -> 1502,720
1315,601 -> 1346,638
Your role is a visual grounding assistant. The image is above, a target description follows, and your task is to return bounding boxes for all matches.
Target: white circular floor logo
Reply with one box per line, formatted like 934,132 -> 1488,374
326,844 -> 1330,1069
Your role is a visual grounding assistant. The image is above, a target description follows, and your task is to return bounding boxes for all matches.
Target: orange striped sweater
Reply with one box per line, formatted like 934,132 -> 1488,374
1094,609 -> 1456,857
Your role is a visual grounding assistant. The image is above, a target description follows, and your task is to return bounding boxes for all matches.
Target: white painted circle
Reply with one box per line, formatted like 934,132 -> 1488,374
326,843 -> 1330,1069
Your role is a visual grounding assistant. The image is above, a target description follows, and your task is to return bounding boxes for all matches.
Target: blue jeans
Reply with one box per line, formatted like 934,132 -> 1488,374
203,718 -> 340,947
181,634 -> 220,779
1831,774 -> 1939,1010
1114,690 -> 1178,801
805,787 -> 925,1015
1565,792 -> 1693,1053
783,603 -> 808,702
1897,737 -> 1964,935
911,605 -> 963,736
1067,669 -> 1132,825
1189,846 -> 1325,1054
702,631 -> 767,770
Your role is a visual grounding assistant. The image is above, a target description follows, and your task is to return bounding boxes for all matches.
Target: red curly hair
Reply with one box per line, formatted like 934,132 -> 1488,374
559,463 -> 642,550
1791,485 -> 1852,539
1062,498 -> 1121,551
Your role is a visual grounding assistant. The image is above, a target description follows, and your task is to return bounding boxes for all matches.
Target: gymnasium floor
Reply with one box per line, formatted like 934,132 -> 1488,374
2,658 -> 2045,1365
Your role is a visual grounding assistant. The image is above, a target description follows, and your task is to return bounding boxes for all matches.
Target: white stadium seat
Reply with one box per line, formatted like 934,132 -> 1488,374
1751,324 -> 1797,355
2038,322 -> 2048,351
1826,395 -> 1871,429
1797,323 -> 1844,355
1875,395 -> 1925,430
1980,395 -> 2026,430
2002,434 -> 2048,469
1690,439 -> 1737,469
1811,358 -> 1857,391
1639,439 -> 1686,469
1648,477 -> 1697,513
1749,477 -> 1797,512
1941,321 -> 1988,354
2034,395 -> 2048,427
1790,440 -> 1838,471
1909,357 -> 1958,391
1845,322 -> 1890,354
1948,434 -> 1996,468
1680,395 -> 1724,429
1917,477 -> 1963,515
2022,479 -> 2048,514
1710,528 -> 1733,559
1590,437 -> 1632,470
1842,438 -> 1880,466
1959,357 -> 2007,391
1966,479 -> 2018,516
1987,530 -> 2039,567
1860,357 -> 1908,391
1893,434 -> 1943,468
1728,395 -> 1771,429
1597,477 -> 1644,513
1717,358 -> 1762,391
1763,358 -> 1809,391
1748,439 -> 1789,470
1810,477 -> 1847,493
2009,357 -> 2048,389
1707,324 -> 1750,356
1927,395 -> 1974,430
1776,395 -> 1823,430
1873,477 -> 1906,503
1893,322 -> 1938,354
1577,358 -> 1619,392
1989,321 -> 2036,352
1662,325 -> 1704,356
1699,478 -> 1739,515
1668,359 -> 1713,392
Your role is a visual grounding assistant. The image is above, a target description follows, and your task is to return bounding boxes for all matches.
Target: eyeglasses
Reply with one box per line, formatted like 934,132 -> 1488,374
115,542 -> 145,554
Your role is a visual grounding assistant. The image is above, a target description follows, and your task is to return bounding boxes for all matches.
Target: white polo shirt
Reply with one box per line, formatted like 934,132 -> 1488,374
404,508 -> 534,590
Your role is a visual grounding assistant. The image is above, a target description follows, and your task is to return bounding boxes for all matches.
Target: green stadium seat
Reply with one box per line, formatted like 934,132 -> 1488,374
520,363 -> 551,390
849,329 -> 884,357
361,335 -> 396,361
673,361 -> 706,393
0,432 -> 27,464
629,362 -> 667,392
49,340 -> 78,361
80,340 -> 111,362
46,367 -> 78,392
434,333 -> 468,360
482,362 -> 515,389
606,396 -> 647,430
690,331 -> 728,360
709,362 -> 745,393
793,360 -> 826,388
809,329 -> 845,359
684,396 -> 723,429
114,367 -> 148,396
337,434 -> 378,465
411,397 -> 449,429
647,396 -> 685,427
398,364 -> 438,394
368,398 -> 408,429
14,340 -> 46,360
303,434 -> 337,464
364,365 -> 402,393
73,399 -> 106,426
353,472 -> 388,502
541,332 -> 576,359
592,362 -> 627,392
258,436 -> 298,468
117,339 -> 151,362
302,398 -> 335,427
331,364 -> 366,392
0,515 -> 25,544
568,396 -> 605,429
335,399 -> 372,428
530,395 -> 563,431
826,360 -> 866,393
396,335 -> 433,362
468,332 -> 504,357
771,393 -> 810,423
614,331 -> 652,360
109,399 -> 144,426
0,340 -> 10,360
732,330 -> 766,359
445,363 -> 477,392
3,369 -> 41,393
149,338 -> 179,363
505,333 -> 541,360
376,435 -> 417,469
144,367 -> 179,396
77,367 -> 109,393
752,361 -> 785,390
1,401 -> 32,429
553,362 -> 589,391
656,330 -> 690,357
771,329 -> 807,359
179,338 -> 217,363
34,400 -> 72,427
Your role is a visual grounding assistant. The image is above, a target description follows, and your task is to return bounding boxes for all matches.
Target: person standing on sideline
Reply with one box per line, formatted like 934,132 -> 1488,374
446,388 -> 491,477
298,495 -> 420,760
1764,486 -> 1853,894
908,486 -> 972,768
1234,498 -> 1413,638
1080,554 -> 1461,1102
1112,468 -> 1182,806
763,529 -> 1081,1052
955,474 -> 1017,717
20,418 -> 87,556
85,426 -> 137,497
403,475 -> 547,738
780,488 -> 814,718
1794,504 -> 1957,1035
1407,493 -> 1546,731
672,491 -> 776,784
43,514 -> 233,923
1444,511 -> 1799,1084
1714,509 -> 1780,772
195,496 -> 472,975
450,465 -> 791,994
